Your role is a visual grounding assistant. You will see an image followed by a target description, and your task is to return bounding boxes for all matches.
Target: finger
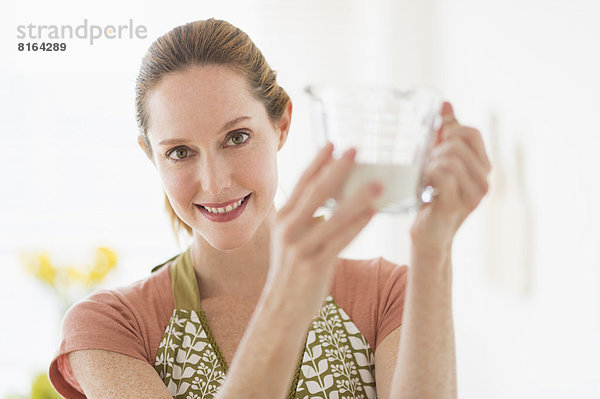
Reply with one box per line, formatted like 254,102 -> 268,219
431,138 -> 489,190
300,180 -> 382,255
442,155 -> 487,210
289,148 -> 357,224
422,157 -> 460,206
438,102 -> 491,171
425,154 -> 485,211
440,101 -> 460,129
279,142 -> 334,216
443,126 -> 492,172
434,101 -> 459,147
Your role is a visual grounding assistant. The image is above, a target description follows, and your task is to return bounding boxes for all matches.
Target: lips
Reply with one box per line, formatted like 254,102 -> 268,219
198,195 -> 249,208
195,193 -> 251,223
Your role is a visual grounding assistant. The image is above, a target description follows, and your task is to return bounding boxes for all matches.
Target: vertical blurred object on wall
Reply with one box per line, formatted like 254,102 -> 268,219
484,112 -> 533,297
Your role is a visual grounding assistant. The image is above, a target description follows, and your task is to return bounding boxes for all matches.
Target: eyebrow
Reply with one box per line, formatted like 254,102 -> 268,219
158,116 -> 251,146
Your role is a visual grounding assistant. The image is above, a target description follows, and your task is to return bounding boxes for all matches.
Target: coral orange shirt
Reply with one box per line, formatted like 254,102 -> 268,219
48,254 -> 408,398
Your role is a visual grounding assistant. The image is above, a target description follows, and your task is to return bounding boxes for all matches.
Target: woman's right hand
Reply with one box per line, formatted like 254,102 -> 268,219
262,142 -> 383,318
220,143 -> 383,398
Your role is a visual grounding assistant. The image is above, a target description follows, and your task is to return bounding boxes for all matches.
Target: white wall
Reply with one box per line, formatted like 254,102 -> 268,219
2,0 -> 598,397
435,0 -> 600,397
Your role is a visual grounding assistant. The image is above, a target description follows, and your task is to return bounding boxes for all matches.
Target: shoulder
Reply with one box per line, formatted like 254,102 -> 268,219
49,257 -> 177,397
331,256 -> 408,351
59,260 -> 175,361
64,260 -> 173,333
332,256 -> 408,293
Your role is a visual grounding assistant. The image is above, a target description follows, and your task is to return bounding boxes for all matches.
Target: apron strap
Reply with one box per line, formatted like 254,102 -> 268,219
169,246 -> 202,311
166,216 -> 326,308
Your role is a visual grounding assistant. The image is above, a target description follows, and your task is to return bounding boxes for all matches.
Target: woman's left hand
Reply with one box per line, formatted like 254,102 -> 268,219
410,101 -> 492,255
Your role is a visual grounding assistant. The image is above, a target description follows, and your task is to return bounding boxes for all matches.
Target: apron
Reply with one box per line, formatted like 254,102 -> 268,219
153,247 -> 378,398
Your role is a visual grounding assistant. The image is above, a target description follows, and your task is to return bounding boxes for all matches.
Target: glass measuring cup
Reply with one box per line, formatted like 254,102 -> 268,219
305,84 -> 442,213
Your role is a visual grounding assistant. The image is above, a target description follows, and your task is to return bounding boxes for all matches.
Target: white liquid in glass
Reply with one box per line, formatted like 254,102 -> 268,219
336,163 -> 422,212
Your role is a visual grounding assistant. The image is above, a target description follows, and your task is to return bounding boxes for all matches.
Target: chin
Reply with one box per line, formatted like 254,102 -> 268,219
207,236 -> 252,251
198,227 -> 256,251
188,196 -> 272,251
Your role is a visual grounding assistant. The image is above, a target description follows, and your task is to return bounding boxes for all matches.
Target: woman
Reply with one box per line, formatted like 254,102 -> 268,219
49,18 -> 491,398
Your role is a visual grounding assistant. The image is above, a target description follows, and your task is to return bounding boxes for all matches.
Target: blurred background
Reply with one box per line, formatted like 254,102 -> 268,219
1,0 -> 599,397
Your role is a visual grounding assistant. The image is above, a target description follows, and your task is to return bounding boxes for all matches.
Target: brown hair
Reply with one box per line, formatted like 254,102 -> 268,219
135,18 -> 290,240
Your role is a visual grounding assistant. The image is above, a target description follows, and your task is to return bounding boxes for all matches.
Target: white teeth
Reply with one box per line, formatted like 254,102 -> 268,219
202,197 -> 246,214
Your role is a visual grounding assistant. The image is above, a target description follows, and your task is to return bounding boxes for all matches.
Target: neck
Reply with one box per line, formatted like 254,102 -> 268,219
189,205 -> 276,299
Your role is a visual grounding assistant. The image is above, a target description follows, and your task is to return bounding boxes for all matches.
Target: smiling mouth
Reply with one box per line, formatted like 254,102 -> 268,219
198,194 -> 251,214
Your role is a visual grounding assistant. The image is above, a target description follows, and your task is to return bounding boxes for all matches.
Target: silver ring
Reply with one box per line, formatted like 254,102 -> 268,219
420,185 -> 440,204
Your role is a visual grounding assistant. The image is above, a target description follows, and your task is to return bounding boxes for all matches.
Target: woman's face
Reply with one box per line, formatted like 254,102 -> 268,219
141,65 -> 290,250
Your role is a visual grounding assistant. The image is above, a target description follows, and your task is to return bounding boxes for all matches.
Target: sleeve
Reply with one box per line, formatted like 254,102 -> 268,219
375,257 -> 409,349
48,289 -> 149,398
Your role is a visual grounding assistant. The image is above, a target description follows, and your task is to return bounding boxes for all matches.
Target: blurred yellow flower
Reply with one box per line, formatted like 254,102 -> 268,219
20,252 -> 57,287
86,269 -> 104,285
86,247 -> 118,285
19,246 -> 118,309
30,372 -> 61,399
37,254 -> 56,286
11,248 -> 119,399
66,265 -> 87,284
2,371 -> 62,399
97,246 -> 118,268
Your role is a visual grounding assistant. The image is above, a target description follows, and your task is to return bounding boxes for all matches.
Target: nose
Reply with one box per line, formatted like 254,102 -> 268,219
199,153 -> 232,195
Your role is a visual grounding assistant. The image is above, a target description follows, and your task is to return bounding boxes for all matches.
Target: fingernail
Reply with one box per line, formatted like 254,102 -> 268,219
441,101 -> 454,116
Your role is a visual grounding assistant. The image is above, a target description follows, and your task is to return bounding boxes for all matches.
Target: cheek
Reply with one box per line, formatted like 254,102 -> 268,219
158,166 -> 196,203
234,145 -> 278,195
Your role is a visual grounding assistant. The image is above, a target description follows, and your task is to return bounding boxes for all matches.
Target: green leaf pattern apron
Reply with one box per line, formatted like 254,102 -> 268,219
153,248 -> 378,398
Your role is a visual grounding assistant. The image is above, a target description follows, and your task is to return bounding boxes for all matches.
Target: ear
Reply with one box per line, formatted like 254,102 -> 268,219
276,101 -> 292,151
137,134 -> 155,164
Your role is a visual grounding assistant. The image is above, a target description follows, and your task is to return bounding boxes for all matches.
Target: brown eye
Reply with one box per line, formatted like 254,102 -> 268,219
227,132 -> 249,146
167,147 -> 189,160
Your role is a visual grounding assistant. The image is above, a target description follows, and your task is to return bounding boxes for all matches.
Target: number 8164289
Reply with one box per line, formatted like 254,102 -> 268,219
18,42 -> 67,51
